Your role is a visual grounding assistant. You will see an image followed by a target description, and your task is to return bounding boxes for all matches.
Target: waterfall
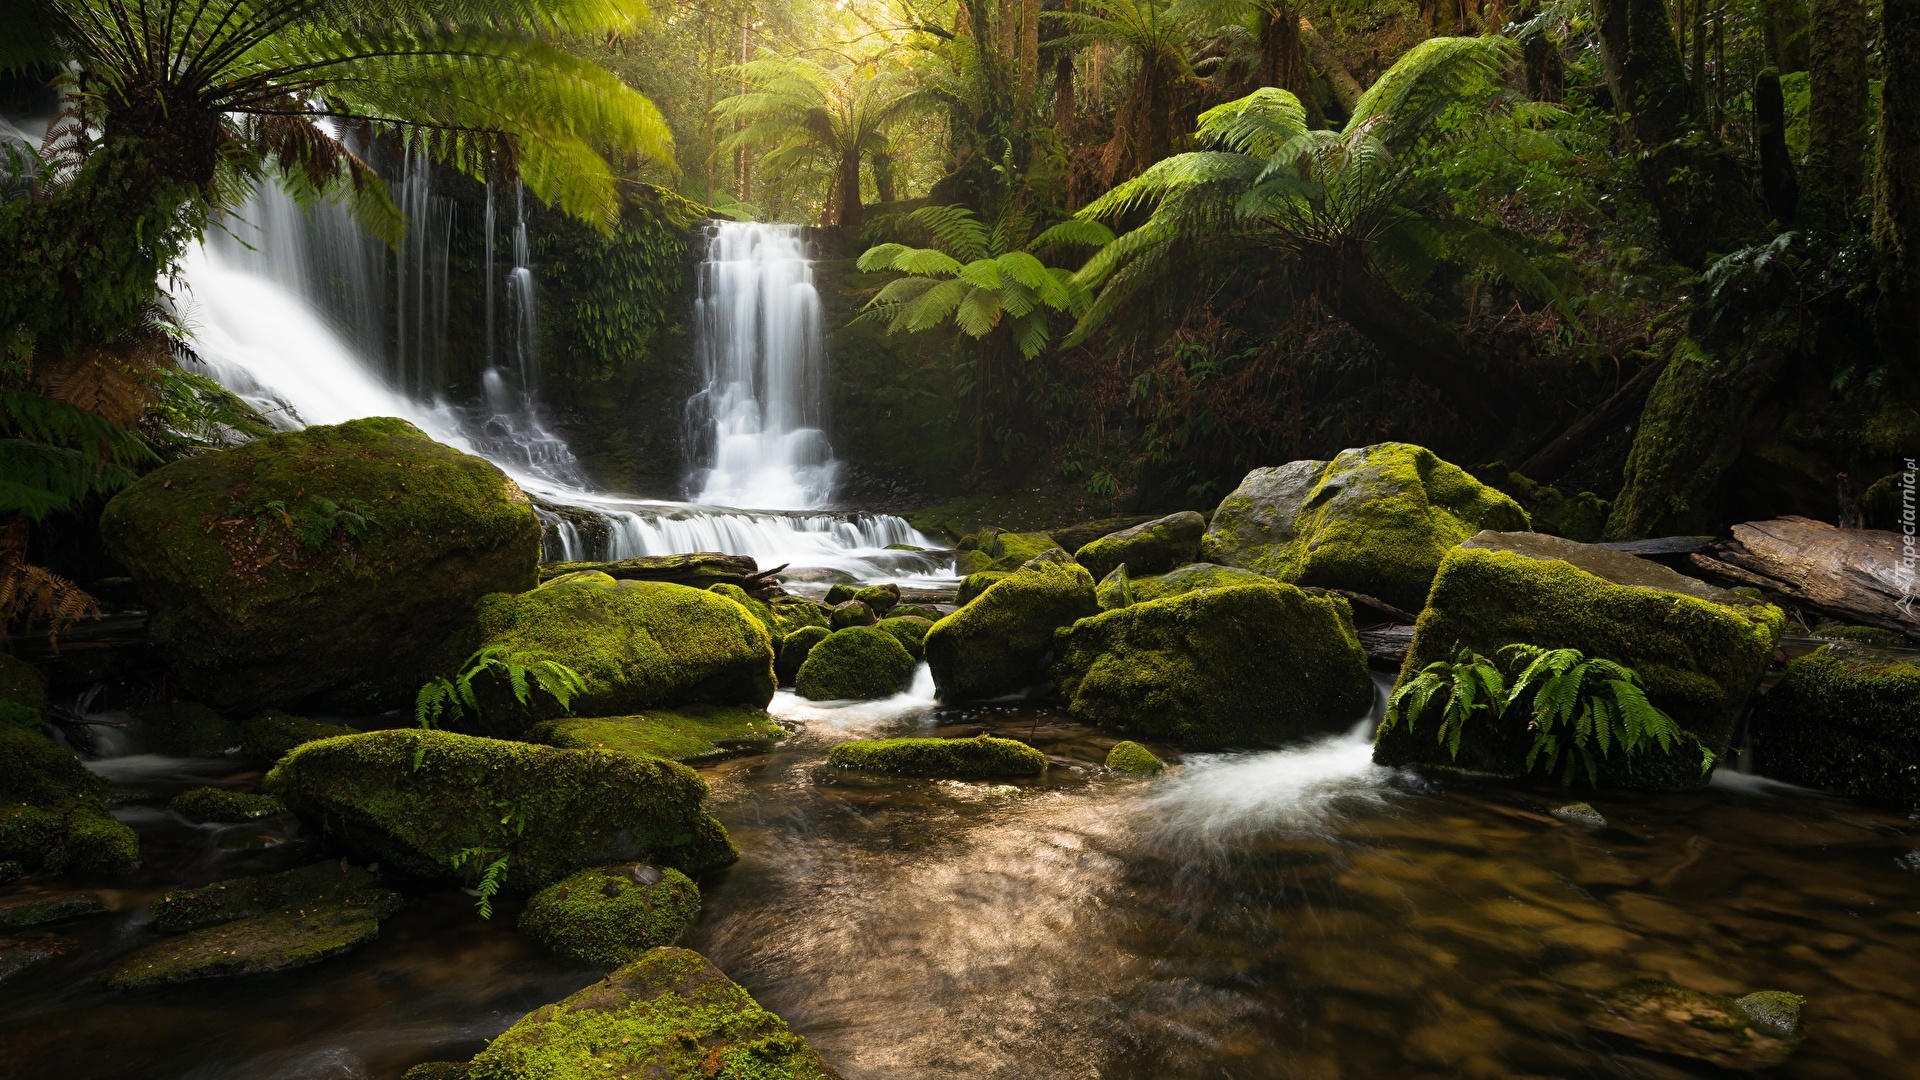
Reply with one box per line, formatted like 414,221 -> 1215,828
687,222 -> 838,510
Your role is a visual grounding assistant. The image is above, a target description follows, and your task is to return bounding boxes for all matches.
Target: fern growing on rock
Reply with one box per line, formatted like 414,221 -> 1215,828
416,646 -> 586,730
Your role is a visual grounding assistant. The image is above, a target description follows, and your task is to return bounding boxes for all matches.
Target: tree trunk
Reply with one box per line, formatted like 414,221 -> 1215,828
1805,0 -> 1869,230
1020,0 -> 1041,100
1300,18 -> 1363,116
1767,0 -> 1811,71
1755,68 -> 1799,222
1876,0 -> 1920,365
1054,52 -> 1076,133
836,148 -> 863,229
872,144 -> 895,204
1594,0 -> 1762,266
1259,3 -> 1306,93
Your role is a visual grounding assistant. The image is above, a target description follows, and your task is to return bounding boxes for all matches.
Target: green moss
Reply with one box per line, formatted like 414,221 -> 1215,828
529,705 -> 785,765
1749,647 -> 1920,809
1375,547 -> 1784,789
1074,511 -> 1207,581
518,864 -> 700,968
401,1065 -> 473,1080
239,711 -> 357,764
265,729 -> 737,890
538,554 -> 751,589
0,892 -> 106,929
1104,741 -> 1165,775
1054,583 -> 1374,748
828,736 -> 1048,778
169,787 -> 284,824
0,726 -> 137,875
466,947 -> 837,1080
828,600 -> 877,630
151,861 -> 397,934
541,570 -> 618,589
1128,563 -> 1273,604
853,583 -> 901,615
1052,516 -> 1161,553
775,626 -> 830,685
1095,565 -> 1133,610
99,417 -> 542,713
464,578 -> 775,734
824,583 -> 859,605
874,616 -> 934,661
796,627 -> 917,701
1203,444 -> 1530,612
138,701 -> 236,756
965,528 -> 1060,571
926,556 -> 1098,701
1501,472 -> 1610,543
955,571 -> 1009,606
0,655 -> 47,712
892,603 -> 944,621
705,584 -> 829,649
1814,624 -> 1911,647
106,907 -> 391,990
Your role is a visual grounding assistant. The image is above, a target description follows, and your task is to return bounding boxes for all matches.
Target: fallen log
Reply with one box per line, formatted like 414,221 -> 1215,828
1516,356 -> 1668,483
1686,516 -> 1917,637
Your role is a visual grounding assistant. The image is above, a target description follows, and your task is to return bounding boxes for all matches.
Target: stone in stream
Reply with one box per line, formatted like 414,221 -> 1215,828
1054,582 -> 1373,748
456,575 -> 775,734
1590,980 -> 1804,1069
1748,646 -> 1920,810
449,947 -> 841,1079
528,705 -> 785,765
796,627 -> 917,701
874,615 -> 934,661
168,787 -> 285,824
0,932 -> 78,984
775,625 -> 831,685
1074,511 -> 1207,581
854,582 -> 901,616
517,863 -> 700,968
925,553 -> 1098,701
828,599 -> 877,630
1201,443 -> 1530,613
1374,533 -> 1785,790
1104,741 -> 1165,776
828,736 -> 1047,779
1051,515 -> 1159,553
265,729 -> 737,889
150,861 -> 396,934
892,602 -> 945,621
953,527 -> 1061,574
824,582 -> 859,605
708,583 -> 831,648
0,890 -> 108,930
954,570 -> 1009,606
99,417 -> 542,714
0,725 -> 139,876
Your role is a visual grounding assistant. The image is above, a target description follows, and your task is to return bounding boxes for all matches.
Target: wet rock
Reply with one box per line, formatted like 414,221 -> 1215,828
151,861 -> 396,934
1104,741 -> 1165,775
1054,582 -> 1373,748
1749,647 -> 1920,810
892,602 -> 945,621
957,527 -> 1061,573
1374,543 -> 1784,790
824,582 -> 859,606
0,891 -> 107,929
854,582 -> 901,616
528,705 -> 784,765
1128,562 -> 1272,605
0,932 -> 77,983
925,554 -> 1098,701
1095,564 -> 1132,610
1590,979 -> 1803,1069
0,726 -> 139,876
828,736 -> 1048,779
955,570 -> 1009,606
169,787 -> 285,824
797,627 -> 917,701
517,863 -> 700,968
1201,444 -> 1530,612
238,710 -> 357,764
107,907 -> 391,990
1551,802 -> 1607,828
874,615 -> 934,661
462,947 -> 839,1079
266,729 -> 737,890
99,417 -> 542,713
828,599 -> 877,630
1074,511 -> 1207,581
460,576 -> 775,733
775,626 -> 830,685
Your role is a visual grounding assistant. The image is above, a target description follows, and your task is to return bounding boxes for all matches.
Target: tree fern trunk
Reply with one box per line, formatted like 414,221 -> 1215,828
1755,68 -> 1799,222
1259,3 -> 1305,93
1805,0 -> 1869,230
836,149 -> 864,229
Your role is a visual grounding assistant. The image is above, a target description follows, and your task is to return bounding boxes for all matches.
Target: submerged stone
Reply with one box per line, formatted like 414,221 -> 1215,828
775,625 -> 831,685
1749,647 -> 1920,809
1074,511 -> 1206,581
1104,741 -> 1165,776
0,891 -> 107,930
874,615 -> 934,660
1550,802 -> 1607,828
797,627 -> 917,701
1590,979 -> 1803,1069
0,726 -> 138,876
528,705 -> 784,765
828,736 -> 1047,779
925,554 -> 1098,701
99,417 -> 542,713
1202,444 -> 1530,613
266,729 -> 737,890
169,787 -> 285,824
0,932 -> 78,984
517,863 -> 700,968
1054,582 -> 1373,748
106,907 -> 390,990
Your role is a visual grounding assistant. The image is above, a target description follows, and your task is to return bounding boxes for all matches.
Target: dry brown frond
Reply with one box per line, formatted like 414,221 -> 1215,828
0,517 -> 102,650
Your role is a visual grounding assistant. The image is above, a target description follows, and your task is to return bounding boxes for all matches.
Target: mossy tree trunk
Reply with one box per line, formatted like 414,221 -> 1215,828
1804,0 -> 1870,231
1259,3 -> 1306,94
1875,0 -> 1920,365
1755,69 -> 1799,223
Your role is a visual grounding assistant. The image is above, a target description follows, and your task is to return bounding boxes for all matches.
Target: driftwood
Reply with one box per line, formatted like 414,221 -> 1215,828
1357,624 -> 1415,670
539,552 -> 759,589
1687,516 -> 1918,636
1516,356 -> 1668,483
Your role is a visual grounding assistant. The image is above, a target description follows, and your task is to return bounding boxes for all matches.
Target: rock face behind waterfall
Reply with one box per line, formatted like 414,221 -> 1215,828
1053,582 -> 1374,747
1202,443 -> 1529,612
925,553 -> 1099,700
1375,533 -> 1785,790
100,417 -> 541,713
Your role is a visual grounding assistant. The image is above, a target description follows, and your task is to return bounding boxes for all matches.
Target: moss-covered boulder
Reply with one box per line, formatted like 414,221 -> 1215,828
1054,582 -> 1373,747
149,861 -> 394,934
893,603 -> 944,621
1749,647 -> 1920,809
518,863 -> 700,968
959,527 -> 1060,572
463,577 -> 774,734
1074,511 -> 1206,581
925,555 -> 1098,701
238,711 -> 356,764
824,583 -> 859,605
99,417 -> 542,713
853,583 -> 900,616
775,625 -> 830,685
1128,563 -> 1273,605
169,787 -> 284,824
528,705 -> 784,765
1095,565 -> 1132,610
955,570 -> 1009,606
1104,741 -> 1165,775
875,615 -> 933,661
0,726 -> 137,875
1374,539 -> 1785,789
265,729 -> 737,891
828,735 -> 1047,778
461,947 -> 839,1080
137,700 -> 235,756
796,627 -> 917,701
1201,444 -> 1530,612
0,655 -> 46,732
706,585 -> 831,648
828,599 -> 877,630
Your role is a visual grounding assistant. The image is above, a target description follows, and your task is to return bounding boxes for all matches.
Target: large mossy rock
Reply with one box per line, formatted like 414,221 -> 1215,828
924,554 -> 1098,701
0,655 -> 46,730
1374,536 -> 1785,789
265,729 -> 737,891
99,417 -> 541,713
1074,511 -> 1206,580
1053,582 -> 1374,748
1749,647 -> 1920,809
796,626 -> 916,701
238,711 -> 357,764
775,625 -> 830,685
707,584 -> 830,648
462,947 -> 839,1080
0,726 -> 138,875
528,705 -> 784,765
1201,443 -> 1530,612
1125,563 -> 1273,605
955,527 -> 1060,573
518,863 -> 700,969
827,735 -> 1047,778
465,576 -> 775,734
